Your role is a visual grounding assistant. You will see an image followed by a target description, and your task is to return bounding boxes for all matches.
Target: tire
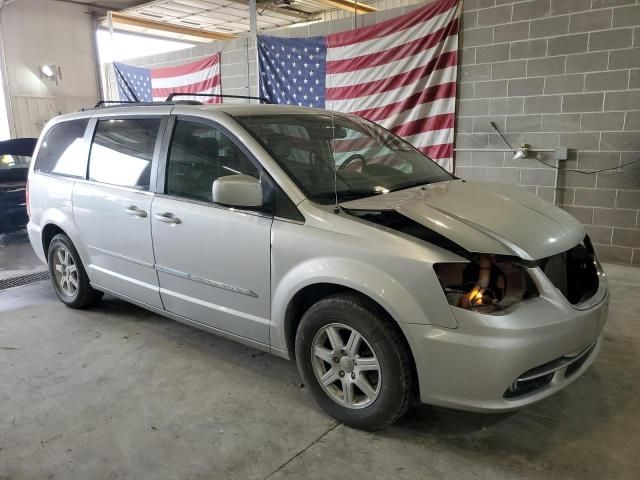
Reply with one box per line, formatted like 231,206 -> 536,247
295,293 -> 415,431
47,234 -> 103,309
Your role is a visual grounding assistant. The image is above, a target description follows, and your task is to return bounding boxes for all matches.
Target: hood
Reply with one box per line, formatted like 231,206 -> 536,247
340,180 -> 585,261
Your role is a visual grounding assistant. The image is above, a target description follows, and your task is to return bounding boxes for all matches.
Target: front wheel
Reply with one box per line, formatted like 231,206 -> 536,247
295,293 -> 415,430
48,234 -> 103,309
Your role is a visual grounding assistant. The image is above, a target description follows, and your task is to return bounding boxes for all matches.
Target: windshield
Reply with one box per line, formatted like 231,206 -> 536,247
235,113 -> 454,205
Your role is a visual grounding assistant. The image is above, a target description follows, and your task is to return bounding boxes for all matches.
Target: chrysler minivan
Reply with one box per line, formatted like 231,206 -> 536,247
27,102 -> 608,430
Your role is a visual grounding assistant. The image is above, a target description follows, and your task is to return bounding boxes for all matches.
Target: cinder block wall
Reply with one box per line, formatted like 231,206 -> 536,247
458,0 -> 640,265
125,0 -> 640,265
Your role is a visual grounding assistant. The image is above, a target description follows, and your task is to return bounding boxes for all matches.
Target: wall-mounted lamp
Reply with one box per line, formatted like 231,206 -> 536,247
40,64 -> 61,84
513,144 -> 530,161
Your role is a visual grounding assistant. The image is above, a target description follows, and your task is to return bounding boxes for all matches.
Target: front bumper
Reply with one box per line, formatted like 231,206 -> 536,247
401,268 -> 609,412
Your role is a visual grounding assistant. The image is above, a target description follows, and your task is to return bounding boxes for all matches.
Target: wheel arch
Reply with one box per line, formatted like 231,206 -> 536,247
281,282 -> 419,393
39,217 -> 90,271
42,223 -> 66,259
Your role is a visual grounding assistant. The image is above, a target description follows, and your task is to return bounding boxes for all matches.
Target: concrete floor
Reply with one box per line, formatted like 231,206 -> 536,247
0,236 -> 639,479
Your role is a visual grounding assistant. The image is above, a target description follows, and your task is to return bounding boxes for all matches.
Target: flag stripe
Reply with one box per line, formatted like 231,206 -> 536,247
403,127 -> 454,150
327,18 -> 458,73
326,50 -> 457,101
150,55 -> 220,79
421,143 -> 453,160
350,80 -> 457,123
390,112 -> 455,138
328,0 -> 457,48
151,65 -> 221,89
326,35 -> 458,92
151,75 -> 221,98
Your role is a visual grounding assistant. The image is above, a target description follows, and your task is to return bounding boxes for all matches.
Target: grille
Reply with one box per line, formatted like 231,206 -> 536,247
0,271 -> 49,290
540,236 -> 599,305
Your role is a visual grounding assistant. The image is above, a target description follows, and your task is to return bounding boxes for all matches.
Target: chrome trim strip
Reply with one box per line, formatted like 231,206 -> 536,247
155,265 -> 258,298
154,193 -> 273,219
73,177 -> 154,196
90,283 -> 272,355
87,245 -> 155,268
516,340 -> 597,383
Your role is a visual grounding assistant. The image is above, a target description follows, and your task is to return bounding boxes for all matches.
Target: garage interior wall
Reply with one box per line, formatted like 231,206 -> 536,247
0,0 -> 101,138
107,0 -> 640,266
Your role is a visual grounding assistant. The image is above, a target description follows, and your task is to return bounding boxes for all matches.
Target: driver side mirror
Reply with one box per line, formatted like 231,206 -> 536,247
212,174 -> 263,208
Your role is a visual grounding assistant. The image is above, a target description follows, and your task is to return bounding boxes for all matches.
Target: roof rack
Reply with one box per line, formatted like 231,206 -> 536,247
165,93 -> 271,103
90,93 -> 271,110
94,100 -> 140,107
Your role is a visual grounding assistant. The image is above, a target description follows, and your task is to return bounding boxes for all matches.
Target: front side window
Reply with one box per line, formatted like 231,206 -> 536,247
89,118 -> 161,189
235,113 -> 453,205
35,119 -> 89,177
166,120 -> 260,203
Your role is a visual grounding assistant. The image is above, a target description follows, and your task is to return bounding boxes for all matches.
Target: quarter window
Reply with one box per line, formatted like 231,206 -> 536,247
35,119 -> 89,177
166,120 -> 260,203
89,118 -> 161,189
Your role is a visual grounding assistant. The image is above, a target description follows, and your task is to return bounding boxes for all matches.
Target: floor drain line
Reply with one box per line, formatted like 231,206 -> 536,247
0,271 -> 49,290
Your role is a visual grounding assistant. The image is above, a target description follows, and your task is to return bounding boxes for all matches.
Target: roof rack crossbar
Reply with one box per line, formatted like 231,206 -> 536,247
165,93 -> 271,104
94,100 -> 141,107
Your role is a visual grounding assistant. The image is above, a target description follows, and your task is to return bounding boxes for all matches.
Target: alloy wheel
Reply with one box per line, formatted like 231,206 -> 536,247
311,323 -> 381,409
53,246 -> 78,297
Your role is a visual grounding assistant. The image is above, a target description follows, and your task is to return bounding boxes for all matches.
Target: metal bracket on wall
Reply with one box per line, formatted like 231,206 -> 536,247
452,148 -> 570,206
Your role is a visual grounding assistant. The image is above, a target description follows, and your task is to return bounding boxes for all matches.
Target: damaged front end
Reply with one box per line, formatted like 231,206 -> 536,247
433,256 -> 539,314
344,207 -> 602,315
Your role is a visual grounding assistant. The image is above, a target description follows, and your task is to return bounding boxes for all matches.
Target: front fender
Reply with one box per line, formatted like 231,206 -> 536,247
270,256 -> 458,353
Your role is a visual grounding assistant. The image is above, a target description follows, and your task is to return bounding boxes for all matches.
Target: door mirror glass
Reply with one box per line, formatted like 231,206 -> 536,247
212,174 -> 263,208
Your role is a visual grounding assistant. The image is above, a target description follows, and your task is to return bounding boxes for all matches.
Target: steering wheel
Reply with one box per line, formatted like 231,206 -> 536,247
338,153 -> 366,171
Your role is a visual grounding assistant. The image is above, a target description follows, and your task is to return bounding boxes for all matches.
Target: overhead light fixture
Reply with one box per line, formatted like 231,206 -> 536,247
40,65 -> 61,84
40,65 -> 55,78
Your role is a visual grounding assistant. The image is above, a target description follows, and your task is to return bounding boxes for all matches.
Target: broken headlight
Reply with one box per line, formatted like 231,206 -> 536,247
433,255 -> 539,313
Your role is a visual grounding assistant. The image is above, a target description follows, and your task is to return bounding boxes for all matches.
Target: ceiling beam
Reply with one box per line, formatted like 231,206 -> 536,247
107,11 -> 237,41
253,1 -> 318,21
310,0 -> 379,14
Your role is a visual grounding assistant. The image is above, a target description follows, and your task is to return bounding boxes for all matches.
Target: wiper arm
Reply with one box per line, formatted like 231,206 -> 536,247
388,181 -> 432,193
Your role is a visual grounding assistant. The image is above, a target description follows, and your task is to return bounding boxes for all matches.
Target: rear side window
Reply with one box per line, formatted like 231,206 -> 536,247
35,119 -> 89,177
89,118 -> 161,190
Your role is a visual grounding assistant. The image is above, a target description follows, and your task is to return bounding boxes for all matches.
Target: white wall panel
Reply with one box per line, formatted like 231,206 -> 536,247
0,0 -> 100,137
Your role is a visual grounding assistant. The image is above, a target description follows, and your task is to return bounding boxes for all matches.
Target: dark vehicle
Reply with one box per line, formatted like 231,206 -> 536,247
0,138 -> 37,233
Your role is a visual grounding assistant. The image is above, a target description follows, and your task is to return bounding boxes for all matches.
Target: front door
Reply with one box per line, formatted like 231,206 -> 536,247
73,115 -> 166,308
151,117 -> 272,344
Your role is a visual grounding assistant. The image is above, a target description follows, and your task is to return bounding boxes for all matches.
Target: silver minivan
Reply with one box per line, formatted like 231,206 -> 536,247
27,102 -> 608,430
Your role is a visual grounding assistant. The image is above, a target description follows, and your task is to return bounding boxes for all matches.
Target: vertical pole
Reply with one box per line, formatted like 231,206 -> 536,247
0,5 -> 16,138
91,17 -> 105,103
354,1 -> 358,29
553,156 -> 560,206
249,0 -> 257,103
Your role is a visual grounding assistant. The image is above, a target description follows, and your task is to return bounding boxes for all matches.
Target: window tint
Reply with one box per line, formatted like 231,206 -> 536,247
166,120 -> 260,203
89,118 -> 161,189
35,119 -> 89,177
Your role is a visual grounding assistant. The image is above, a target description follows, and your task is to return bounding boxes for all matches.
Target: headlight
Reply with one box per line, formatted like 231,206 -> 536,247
434,255 -> 539,313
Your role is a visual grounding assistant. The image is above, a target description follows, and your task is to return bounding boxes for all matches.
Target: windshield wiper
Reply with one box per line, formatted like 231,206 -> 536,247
313,190 -> 384,203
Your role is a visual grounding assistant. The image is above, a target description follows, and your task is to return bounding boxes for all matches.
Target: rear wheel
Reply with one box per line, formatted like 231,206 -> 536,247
48,234 -> 103,308
295,293 -> 415,430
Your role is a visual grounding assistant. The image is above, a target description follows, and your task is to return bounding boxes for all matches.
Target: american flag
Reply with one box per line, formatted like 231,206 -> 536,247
114,53 -> 221,103
258,0 -> 461,171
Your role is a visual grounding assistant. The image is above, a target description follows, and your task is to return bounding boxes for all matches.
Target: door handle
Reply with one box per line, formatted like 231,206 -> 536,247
124,205 -> 147,217
154,212 -> 181,225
